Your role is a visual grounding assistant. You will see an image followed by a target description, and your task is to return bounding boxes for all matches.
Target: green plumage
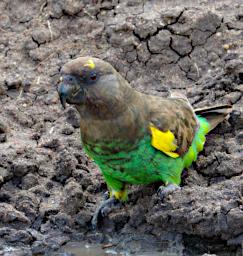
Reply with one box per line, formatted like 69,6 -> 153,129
84,116 -> 210,192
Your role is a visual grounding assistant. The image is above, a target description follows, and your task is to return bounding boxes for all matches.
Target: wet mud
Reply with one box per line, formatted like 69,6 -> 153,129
0,0 -> 242,255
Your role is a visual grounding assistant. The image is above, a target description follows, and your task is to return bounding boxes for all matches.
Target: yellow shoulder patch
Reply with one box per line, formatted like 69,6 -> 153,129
150,125 -> 179,158
83,59 -> 95,69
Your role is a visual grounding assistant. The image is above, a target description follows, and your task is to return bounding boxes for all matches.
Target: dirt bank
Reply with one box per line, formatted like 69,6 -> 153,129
0,0 -> 242,255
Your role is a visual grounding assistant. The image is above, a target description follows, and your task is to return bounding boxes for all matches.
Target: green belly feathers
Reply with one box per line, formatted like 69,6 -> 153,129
83,116 -> 210,191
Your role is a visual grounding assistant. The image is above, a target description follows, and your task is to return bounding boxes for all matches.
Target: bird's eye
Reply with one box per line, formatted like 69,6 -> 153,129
90,72 -> 97,81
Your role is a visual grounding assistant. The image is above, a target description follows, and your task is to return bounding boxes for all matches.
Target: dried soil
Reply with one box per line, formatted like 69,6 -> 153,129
0,0 -> 242,255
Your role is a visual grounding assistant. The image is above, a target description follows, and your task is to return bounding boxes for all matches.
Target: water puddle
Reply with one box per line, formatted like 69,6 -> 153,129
57,241 -> 182,256
57,242 -> 126,256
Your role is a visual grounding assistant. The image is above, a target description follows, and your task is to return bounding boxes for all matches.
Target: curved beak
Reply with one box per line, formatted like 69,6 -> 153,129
58,83 -> 73,109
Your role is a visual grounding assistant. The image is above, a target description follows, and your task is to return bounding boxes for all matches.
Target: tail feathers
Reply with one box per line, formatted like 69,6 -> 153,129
195,104 -> 232,131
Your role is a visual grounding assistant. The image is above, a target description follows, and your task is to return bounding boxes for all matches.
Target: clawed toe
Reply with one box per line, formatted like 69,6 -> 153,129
100,205 -> 111,217
91,196 -> 121,230
157,183 -> 181,200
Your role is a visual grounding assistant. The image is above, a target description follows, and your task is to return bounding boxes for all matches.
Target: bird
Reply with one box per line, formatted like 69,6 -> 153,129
57,56 -> 232,229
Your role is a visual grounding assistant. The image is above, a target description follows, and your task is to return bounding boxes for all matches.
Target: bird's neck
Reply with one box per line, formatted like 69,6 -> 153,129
76,88 -> 148,145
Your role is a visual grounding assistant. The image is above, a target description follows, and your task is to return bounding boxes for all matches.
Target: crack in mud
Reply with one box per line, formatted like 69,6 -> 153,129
0,1 -> 242,255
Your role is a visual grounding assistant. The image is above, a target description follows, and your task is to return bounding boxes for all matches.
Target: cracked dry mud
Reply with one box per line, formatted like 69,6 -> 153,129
0,0 -> 242,255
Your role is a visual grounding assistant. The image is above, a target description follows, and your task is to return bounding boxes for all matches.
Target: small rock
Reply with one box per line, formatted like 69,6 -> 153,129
129,205 -> 146,228
39,194 -> 62,217
32,25 -> 60,45
14,191 -> 40,222
21,173 -> 39,190
75,210 -> 92,228
133,19 -> 158,39
5,106 -> 34,127
46,234 -> 70,249
148,30 -> 171,53
48,1 -> 63,19
23,38 -> 38,50
5,230 -> 33,244
26,228 -> 44,241
49,212 -> 73,232
31,240 -> 48,255
62,1 -> 83,15
110,211 -> 130,230
4,75 -> 22,90
125,50 -> 137,63
29,184 -> 50,197
63,180 -> 83,215
29,47 -> 53,62
0,203 -> 30,225
53,150 -> 78,183
86,232 -> 104,243
0,167 -> 12,183
39,136 -> 61,149
44,114 -> 56,122
226,21 -> 243,30
61,123 -> 75,135
9,159 -> 38,177
171,35 -> 192,56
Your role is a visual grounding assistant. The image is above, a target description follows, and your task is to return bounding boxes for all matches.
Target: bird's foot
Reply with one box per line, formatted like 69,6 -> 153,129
91,196 -> 122,230
157,183 -> 181,200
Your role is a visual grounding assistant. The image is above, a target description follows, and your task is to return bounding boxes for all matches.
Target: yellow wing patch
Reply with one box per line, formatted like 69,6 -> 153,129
83,59 -> 95,69
150,125 -> 179,158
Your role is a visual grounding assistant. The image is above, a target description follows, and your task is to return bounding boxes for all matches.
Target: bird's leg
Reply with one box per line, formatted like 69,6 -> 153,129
91,196 -> 122,230
157,183 -> 181,200
91,175 -> 127,229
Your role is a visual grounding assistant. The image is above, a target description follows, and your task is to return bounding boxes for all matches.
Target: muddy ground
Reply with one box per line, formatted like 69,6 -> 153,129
0,0 -> 242,255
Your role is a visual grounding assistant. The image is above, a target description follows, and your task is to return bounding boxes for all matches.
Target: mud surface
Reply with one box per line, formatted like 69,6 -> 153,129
0,0 -> 242,255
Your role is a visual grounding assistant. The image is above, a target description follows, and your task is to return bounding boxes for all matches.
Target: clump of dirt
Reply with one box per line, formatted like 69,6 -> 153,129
0,0 -> 242,255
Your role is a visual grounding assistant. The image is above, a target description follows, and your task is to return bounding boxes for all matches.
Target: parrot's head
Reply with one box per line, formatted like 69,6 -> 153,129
58,56 -> 131,119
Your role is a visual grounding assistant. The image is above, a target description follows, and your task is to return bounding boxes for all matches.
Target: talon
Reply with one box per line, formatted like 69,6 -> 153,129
103,191 -> 109,200
91,196 -> 121,230
101,206 -> 110,217
158,183 -> 181,200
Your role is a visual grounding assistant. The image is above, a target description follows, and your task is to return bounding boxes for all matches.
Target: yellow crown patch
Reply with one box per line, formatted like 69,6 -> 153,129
83,59 -> 95,69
